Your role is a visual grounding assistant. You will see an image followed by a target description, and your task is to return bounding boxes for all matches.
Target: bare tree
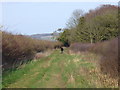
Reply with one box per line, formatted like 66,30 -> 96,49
66,9 -> 84,29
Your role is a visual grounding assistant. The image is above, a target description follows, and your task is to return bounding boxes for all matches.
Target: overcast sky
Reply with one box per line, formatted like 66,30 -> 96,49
1,2 -> 118,35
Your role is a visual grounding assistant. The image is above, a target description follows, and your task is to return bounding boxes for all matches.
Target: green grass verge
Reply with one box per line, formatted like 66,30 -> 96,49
2,49 -> 117,88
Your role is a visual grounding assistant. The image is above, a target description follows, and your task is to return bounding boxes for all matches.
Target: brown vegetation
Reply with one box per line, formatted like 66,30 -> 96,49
70,43 -> 93,52
85,5 -> 118,21
90,38 -> 118,78
2,31 -> 62,70
70,38 -> 118,78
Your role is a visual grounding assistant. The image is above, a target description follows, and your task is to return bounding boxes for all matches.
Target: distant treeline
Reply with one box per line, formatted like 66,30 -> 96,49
58,5 -> 118,46
2,31 -> 62,70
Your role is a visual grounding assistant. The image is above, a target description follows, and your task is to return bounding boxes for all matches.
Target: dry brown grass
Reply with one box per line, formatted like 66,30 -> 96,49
70,51 -> 118,87
70,43 -> 93,53
34,50 -> 53,60
69,38 -> 118,79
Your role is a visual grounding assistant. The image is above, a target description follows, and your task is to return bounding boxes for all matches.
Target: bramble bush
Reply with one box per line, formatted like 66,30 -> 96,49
70,38 -> 118,78
2,31 -> 62,70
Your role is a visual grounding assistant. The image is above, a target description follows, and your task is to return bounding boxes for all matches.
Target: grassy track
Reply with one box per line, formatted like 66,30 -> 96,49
3,49 -> 118,88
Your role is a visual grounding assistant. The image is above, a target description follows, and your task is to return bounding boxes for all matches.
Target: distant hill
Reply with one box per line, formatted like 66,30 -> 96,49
29,33 -> 59,41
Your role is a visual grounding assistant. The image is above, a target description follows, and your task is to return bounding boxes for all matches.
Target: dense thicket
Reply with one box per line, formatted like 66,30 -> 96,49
58,5 -> 118,45
70,37 -> 118,78
91,38 -> 118,78
2,31 -> 62,70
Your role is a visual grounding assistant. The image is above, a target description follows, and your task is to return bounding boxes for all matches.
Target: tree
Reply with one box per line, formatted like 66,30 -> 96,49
66,9 -> 84,29
57,29 -> 70,47
58,5 -> 119,46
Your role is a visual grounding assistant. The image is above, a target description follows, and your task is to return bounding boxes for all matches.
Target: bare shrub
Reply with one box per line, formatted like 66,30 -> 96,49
90,38 -> 118,78
69,38 -> 118,78
70,43 -> 93,53
2,31 -> 62,70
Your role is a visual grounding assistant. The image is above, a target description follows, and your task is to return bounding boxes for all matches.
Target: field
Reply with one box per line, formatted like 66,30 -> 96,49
1,3 -> 119,89
3,49 -> 118,88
